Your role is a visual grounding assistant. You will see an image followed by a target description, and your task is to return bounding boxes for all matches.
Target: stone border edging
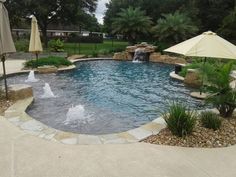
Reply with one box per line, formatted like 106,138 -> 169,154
4,97 -> 166,145
169,71 -> 184,81
3,57 -> 167,145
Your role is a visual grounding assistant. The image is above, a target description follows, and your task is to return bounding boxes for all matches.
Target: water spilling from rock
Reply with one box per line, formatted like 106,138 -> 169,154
133,48 -> 148,62
25,71 -> 39,82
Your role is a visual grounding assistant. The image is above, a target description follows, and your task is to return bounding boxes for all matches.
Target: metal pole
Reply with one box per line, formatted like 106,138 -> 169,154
200,57 -> 207,95
36,53 -> 39,68
1,55 -> 8,99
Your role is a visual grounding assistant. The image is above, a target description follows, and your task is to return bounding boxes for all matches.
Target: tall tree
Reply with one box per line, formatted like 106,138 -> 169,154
153,11 -> 198,44
6,0 -> 97,47
112,7 -> 152,44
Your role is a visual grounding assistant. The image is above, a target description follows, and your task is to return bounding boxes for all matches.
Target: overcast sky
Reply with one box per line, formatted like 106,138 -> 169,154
95,0 -> 110,24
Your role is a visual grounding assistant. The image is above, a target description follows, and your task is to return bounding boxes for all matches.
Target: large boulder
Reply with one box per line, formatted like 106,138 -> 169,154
184,69 -> 202,88
8,84 -> 33,101
113,52 -> 132,60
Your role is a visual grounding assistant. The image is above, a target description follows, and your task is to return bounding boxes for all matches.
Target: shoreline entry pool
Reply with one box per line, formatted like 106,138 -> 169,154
5,60 -> 205,135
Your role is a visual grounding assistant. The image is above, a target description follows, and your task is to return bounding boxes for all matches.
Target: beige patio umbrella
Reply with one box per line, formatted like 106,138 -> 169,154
29,15 -> 43,67
165,31 -> 236,95
0,0 -> 16,99
164,31 -> 236,60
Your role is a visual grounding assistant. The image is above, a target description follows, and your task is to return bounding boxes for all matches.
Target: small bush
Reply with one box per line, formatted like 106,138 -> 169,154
200,111 -> 222,130
48,39 -> 64,52
163,103 -> 196,137
98,49 -> 110,55
15,39 -> 29,52
91,51 -> 98,57
25,56 -> 72,68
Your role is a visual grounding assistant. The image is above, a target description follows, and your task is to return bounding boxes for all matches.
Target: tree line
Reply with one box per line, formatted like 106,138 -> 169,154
6,0 -> 99,47
104,0 -> 236,45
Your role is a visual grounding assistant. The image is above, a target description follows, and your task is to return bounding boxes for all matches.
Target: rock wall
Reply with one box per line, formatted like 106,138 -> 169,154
149,53 -> 187,65
113,51 -> 186,65
8,84 -> 33,101
113,52 -> 133,61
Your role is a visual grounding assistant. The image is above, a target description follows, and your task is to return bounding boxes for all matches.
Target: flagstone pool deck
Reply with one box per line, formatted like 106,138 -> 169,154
1,59 -> 236,177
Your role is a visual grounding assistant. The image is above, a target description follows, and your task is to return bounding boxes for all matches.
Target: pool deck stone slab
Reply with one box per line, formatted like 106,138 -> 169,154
3,96 -> 166,145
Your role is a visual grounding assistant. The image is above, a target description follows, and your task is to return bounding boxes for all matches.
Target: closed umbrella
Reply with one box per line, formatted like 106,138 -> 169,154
0,0 -> 16,99
29,15 -> 43,67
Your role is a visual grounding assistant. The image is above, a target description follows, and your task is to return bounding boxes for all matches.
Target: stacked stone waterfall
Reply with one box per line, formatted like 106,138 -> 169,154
128,42 -> 156,62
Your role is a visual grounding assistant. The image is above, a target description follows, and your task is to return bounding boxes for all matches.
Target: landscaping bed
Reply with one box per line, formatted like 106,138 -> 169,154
0,98 -> 13,115
143,118 -> 236,148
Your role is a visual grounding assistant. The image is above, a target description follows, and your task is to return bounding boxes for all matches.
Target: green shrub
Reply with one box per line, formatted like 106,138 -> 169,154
98,49 -> 110,55
15,39 -> 29,52
25,56 -> 72,68
200,111 -> 222,130
91,51 -> 98,57
163,103 -> 196,137
48,39 -> 64,52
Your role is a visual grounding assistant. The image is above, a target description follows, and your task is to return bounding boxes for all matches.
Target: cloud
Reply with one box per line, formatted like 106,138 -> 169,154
95,0 -> 110,24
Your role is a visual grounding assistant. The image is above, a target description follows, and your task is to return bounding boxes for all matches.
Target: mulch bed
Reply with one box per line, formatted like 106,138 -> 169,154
0,97 -> 13,115
143,118 -> 236,148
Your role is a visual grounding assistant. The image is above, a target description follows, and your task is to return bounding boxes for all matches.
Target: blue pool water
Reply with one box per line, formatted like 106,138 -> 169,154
6,60 -> 205,134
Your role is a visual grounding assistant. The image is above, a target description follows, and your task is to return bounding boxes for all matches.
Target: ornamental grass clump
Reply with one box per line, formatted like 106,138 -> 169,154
163,103 -> 196,137
200,111 -> 222,131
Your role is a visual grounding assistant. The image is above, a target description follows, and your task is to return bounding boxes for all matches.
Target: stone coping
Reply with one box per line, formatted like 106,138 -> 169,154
190,92 -> 210,100
169,71 -> 184,81
4,97 -> 166,145
2,57 -> 171,145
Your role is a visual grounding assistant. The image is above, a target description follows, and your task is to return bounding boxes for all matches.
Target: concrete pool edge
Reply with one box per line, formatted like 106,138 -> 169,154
3,97 -> 167,145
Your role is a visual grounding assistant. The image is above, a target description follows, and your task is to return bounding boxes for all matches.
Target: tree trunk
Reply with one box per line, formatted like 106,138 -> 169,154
41,26 -> 48,49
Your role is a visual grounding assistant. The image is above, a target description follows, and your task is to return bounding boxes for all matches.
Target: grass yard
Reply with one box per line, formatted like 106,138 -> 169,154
14,39 -> 129,56
64,40 -> 129,56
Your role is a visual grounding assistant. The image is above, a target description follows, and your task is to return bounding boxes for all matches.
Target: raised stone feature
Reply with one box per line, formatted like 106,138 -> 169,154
126,42 -> 156,53
113,52 -> 132,60
184,69 -> 202,88
127,42 -> 157,62
8,84 -> 33,101
37,65 -> 58,74
150,53 -> 187,64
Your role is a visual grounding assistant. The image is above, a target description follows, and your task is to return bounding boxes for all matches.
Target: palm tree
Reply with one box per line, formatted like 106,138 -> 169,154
153,11 -> 198,44
203,62 -> 236,118
112,7 -> 152,44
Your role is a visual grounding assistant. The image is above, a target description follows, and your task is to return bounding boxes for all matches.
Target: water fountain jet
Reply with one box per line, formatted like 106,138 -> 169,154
25,71 -> 39,82
41,83 -> 55,98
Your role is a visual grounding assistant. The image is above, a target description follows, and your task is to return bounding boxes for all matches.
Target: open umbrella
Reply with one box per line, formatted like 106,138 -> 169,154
29,15 -> 43,67
164,31 -> 236,95
164,31 -> 236,60
0,0 -> 16,99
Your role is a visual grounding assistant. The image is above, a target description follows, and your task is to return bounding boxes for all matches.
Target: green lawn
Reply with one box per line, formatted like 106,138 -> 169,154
64,40 -> 129,56
14,39 -> 129,56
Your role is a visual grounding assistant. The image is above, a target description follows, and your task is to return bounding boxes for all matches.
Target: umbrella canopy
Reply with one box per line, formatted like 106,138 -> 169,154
0,0 -> 16,55
164,31 -> 236,60
29,16 -> 43,53
0,0 -> 16,99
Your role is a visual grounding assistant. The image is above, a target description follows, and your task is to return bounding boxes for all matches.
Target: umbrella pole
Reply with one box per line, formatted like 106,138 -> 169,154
1,55 -> 8,99
36,53 -> 39,68
200,57 -> 207,95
